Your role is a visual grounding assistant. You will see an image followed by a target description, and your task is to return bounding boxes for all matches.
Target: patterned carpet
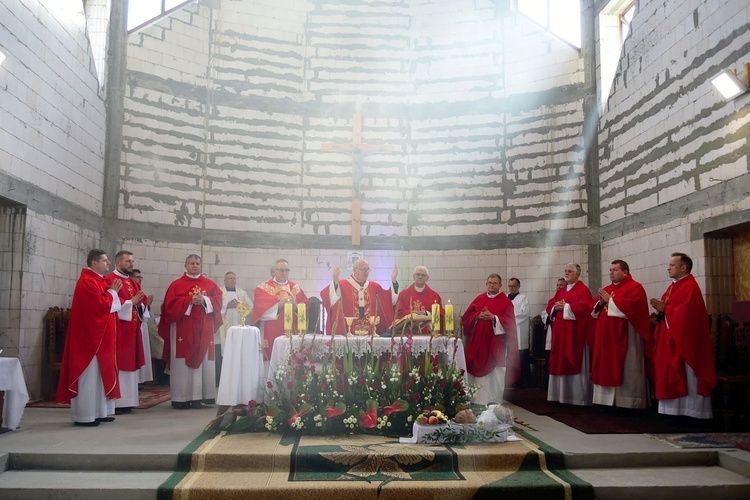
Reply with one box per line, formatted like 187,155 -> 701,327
645,432 -> 750,449
157,427 -> 593,499
26,385 -> 171,410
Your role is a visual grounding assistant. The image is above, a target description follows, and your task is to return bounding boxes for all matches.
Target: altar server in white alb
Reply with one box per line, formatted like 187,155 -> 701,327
507,278 -> 531,388
217,271 -> 252,383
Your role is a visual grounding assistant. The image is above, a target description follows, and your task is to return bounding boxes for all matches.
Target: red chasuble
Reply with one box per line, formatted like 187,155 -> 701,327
252,279 -> 308,359
590,274 -> 654,386
158,274 -> 223,370
321,278 -> 394,335
546,280 -> 593,376
106,272 -> 146,372
653,274 -> 716,399
56,268 -> 120,403
394,284 -> 443,335
461,292 -> 520,386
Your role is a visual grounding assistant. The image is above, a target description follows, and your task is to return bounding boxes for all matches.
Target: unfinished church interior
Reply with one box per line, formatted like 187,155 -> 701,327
0,0 -> 749,497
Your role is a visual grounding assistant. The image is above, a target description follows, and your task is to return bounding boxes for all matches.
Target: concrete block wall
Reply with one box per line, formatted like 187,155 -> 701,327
598,0 -> 750,225
0,0 -> 107,215
120,0 -> 588,242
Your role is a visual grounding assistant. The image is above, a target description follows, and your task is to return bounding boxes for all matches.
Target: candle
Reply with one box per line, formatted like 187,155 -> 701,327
445,302 -> 454,331
297,303 -> 307,333
431,302 -> 440,333
284,302 -> 293,331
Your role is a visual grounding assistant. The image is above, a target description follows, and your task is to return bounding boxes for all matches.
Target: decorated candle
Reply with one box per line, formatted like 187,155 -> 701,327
297,303 -> 307,332
445,302 -> 454,331
432,302 -> 440,332
284,302 -> 293,331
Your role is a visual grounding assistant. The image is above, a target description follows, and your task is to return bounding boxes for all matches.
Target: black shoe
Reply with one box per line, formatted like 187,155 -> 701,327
190,400 -> 204,409
114,407 -> 133,415
74,421 -> 100,427
171,401 -> 191,410
96,417 -> 116,423
201,398 -> 215,406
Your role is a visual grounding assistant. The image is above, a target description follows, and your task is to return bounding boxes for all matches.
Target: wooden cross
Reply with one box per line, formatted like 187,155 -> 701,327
322,112 -> 392,245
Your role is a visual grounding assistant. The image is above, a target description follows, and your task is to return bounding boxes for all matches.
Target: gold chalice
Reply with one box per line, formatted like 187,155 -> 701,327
236,301 -> 250,327
345,317 -> 356,337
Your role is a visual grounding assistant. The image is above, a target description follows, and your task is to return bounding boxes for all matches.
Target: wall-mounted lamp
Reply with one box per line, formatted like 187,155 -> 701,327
711,65 -> 748,100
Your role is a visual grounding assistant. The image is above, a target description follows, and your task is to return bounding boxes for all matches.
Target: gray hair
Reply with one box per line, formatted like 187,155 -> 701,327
565,263 -> 581,276
414,266 -> 429,276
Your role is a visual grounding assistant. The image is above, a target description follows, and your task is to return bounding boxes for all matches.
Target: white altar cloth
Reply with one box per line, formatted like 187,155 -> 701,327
0,358 -> 29,430
267,335 -> 467,392
216,326 -> 265,406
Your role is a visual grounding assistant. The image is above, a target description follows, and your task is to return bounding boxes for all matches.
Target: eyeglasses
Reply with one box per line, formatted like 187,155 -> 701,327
274,268 -> 291,273
414,273 -> 428,277
507,284 -> 519,288
355,267 -> 370,272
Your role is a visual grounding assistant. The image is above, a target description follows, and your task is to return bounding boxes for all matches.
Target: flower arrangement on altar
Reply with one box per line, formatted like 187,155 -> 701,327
209,315 -> 479,436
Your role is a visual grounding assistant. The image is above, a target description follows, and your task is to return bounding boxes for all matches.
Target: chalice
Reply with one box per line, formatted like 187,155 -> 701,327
345,317 -> 356,336
236,301 -> 250,327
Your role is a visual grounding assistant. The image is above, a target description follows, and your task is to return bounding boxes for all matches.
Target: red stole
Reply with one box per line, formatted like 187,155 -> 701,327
590,274 -> 653,386
394,284 -> 442,335
56,268 -> 120,403
106,272 -> 146,372
251,279 -> 308,359
653,274 -> 716,399
461,292 -> 520,386
321,278 -> 394,335
158,274 -> 223,370
546,280 -> 593,375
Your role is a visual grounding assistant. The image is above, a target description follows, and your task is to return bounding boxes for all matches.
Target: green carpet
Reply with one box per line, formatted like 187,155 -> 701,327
157,425 -> 592,499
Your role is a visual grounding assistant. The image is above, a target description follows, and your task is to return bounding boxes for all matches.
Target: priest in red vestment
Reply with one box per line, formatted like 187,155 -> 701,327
394,266 -> 442,335
650,252 -> 716,419
590,259 -> 653,409
56,249 -> 123,426
106,250 -> 148,414
462,274 -> 520,405
252,259 -> 308,359
321,259 -> 397,336
546,263 -> 594,406
159,254 -> 223,409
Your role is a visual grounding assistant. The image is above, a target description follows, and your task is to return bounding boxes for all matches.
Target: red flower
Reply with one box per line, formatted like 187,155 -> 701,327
290,397 -> 298,406
439,379 -> 446,388
359,400 -> 378,428
321,382 -> 328,390
454,381 -> 461,389
302,394 -> 309,401
432,365 -> 439,374
426,383 -> 434,389
412,393 -> 421,401
459,390 -> 466,396
287,381 -> 294,389
358,377 -> 366,386
410,377 -> 417,384
326,402 -> 346,418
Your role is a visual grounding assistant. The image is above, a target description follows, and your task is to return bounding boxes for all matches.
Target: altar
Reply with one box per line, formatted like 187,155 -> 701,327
267,334 -> 467,392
